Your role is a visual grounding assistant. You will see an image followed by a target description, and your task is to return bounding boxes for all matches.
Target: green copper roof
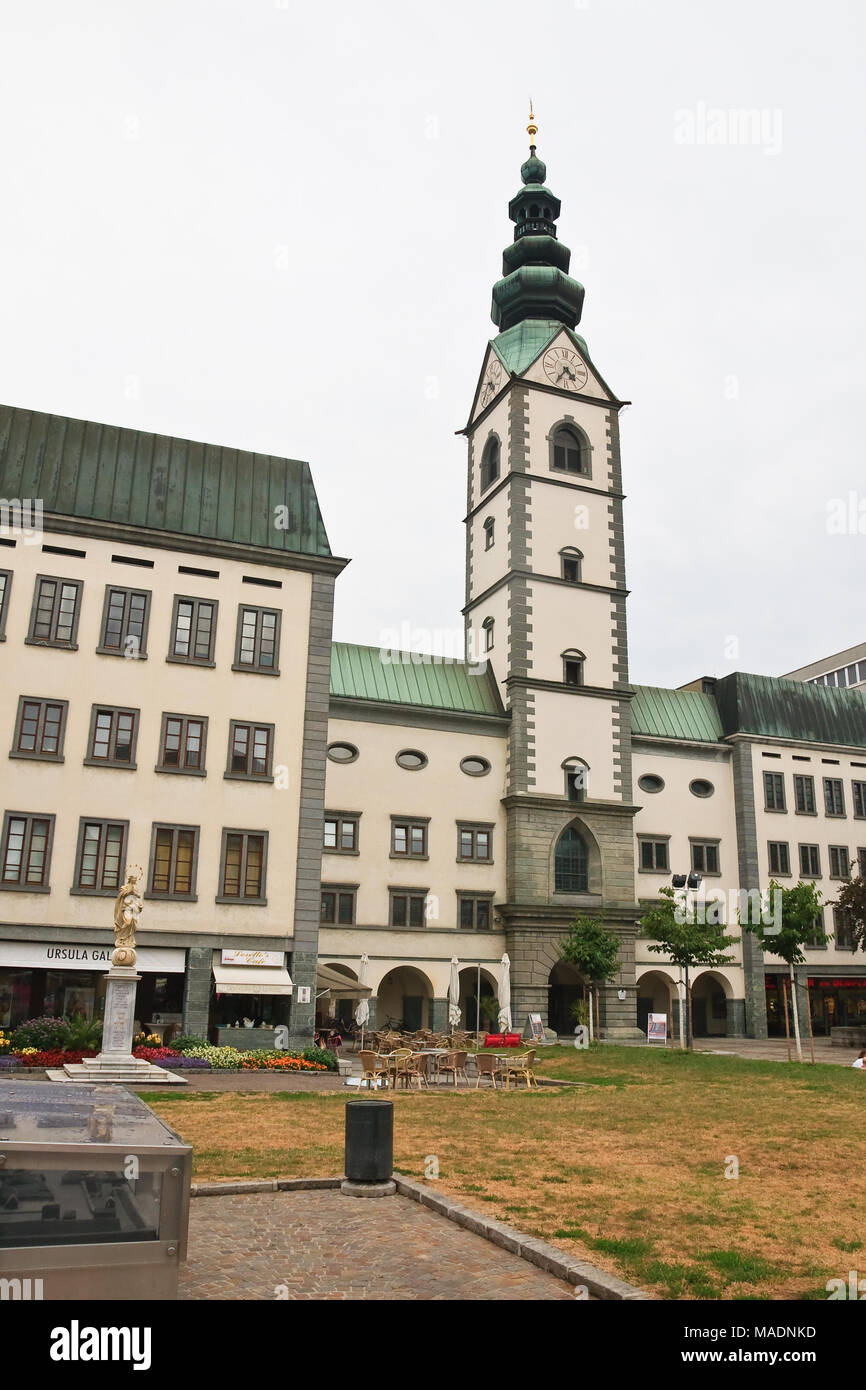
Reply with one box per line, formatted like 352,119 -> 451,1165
0,403 -> 332,558
330,643 -> 505,716
491,146 -> 584,333
715,673 -> 866,747
490,320 -> 589,377
631,685 -> 726,743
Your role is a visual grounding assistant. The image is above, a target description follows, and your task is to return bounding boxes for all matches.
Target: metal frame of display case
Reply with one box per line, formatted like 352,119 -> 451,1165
0,1081 -> 192,1301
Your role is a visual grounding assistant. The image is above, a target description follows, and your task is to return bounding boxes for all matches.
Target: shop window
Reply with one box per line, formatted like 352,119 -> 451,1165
226,721 -> 273,780
233,605 -> 281,674
26,575 -> 83,648
168,595 -> 218,666
147,824 -> 199,900
11,697 -> 68,761
157,713 -> 208,775
218,830 -> 268,904
0,812 -> 55,891
97,585 -> 151,659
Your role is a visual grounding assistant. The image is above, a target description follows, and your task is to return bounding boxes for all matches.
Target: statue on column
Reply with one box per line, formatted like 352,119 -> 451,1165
112,866 -> 143,967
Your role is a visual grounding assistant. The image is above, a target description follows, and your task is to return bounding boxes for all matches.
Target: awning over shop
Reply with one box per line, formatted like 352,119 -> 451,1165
316,964 -> 372,1000
212,962 -> 294,996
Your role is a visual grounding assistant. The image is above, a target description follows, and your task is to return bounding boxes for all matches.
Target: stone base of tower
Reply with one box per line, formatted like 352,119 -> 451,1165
504,917 -> 644,1041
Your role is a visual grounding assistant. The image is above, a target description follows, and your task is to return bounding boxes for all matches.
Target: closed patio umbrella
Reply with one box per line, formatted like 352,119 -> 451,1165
448,957 -> 462,1029
498,953 -> 512,1033
354,954 -> 371,1049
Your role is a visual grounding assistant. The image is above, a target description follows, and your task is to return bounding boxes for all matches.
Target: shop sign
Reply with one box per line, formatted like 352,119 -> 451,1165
220,949 -> 284,968
0,942 -> 185,973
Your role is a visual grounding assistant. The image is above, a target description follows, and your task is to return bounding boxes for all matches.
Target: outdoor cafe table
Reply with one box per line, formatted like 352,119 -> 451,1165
414,1048 -> 450,1086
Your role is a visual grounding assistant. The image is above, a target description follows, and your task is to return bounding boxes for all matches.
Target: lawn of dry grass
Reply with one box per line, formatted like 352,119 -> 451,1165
144,1046 -> 866,1300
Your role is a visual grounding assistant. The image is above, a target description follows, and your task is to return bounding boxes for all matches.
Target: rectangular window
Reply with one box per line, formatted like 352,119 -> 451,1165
323,815 -> 359,853
764,772 -> 785,811
98,585 -> 151,658
458,896 -> 493,930
169,596 -> 217,665
639,839 -> 669,872
824,778 -> 845,817
804,914 -> 826,948
829,845 -> 850,879
859,847 -> 866,879
86,706 -> 139,768
768,841 -> 791,876
234,606 -> 281,674
391,820 -> 428,858
148,825 -> 199,898
0,569 -> 11,639
390,892 -> 427,927
12,697 -> 68,760
320,887 -> 357,925
834,906 -> 854,950
28,575 -> 82,647
799,844 -> 821,877
226,721 -> 274,779
219,830 -> 268,903
158,713 -> 207,774
853,781 -> 866,819
457,825 -> 493,863
563,657 -> 584,687
0,813 -> 54,890
794,775 -> 816,815
561,554 -> 581,584
691,841 -> 720,875
74,820 -> 127,893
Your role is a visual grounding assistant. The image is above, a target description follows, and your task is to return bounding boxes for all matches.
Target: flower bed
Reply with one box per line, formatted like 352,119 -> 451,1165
240,1053 -> 327,1072
11,1049 -> 97,1068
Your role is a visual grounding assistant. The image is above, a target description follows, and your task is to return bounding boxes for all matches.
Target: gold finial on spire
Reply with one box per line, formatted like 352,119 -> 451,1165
527,101 -> 538,150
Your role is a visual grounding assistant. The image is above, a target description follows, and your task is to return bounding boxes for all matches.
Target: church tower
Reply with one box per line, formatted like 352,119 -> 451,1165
462,113 -> 642,1036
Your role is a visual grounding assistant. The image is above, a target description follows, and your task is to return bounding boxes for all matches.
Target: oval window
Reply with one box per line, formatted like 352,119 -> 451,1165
460,757 -> 491,777
396,749 -> 428,771
327,742 -> 358,764
690,778 -> 714,798
638,774 -> 665,794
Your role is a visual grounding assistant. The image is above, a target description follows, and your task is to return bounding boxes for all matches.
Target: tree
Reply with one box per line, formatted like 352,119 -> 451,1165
835,874 -> 866,952
559,915 -> 620,1042
743,878 -> 826,1063
639,887 -> 739,1049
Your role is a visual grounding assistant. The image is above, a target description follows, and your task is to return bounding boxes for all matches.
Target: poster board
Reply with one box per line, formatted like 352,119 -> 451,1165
647,1013 -> 667,1044
526,1012 -> 545,1042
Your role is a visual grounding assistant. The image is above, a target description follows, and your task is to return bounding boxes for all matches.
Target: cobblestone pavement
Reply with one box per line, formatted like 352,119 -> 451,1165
178,1189 -> 576,1301
692,1037 -> 856,1065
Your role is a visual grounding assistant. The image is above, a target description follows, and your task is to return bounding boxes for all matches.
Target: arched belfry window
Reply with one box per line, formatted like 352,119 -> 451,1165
481,436 -> 500,491
550,423 -> 590,477
555,826 -> 589,893
560,548 -> 582,583
483,517 -> 495,551
482,617 -> 494,652
563,757 -> 589,803
562,649 -> 585,687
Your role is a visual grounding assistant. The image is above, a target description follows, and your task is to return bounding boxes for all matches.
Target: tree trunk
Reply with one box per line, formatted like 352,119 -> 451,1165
789,962 -> 803,1063
587,984 -> 593,1044
781,978 -> 792,1063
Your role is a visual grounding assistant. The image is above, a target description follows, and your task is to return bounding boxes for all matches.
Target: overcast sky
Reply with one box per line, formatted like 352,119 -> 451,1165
1,0 -> 863,687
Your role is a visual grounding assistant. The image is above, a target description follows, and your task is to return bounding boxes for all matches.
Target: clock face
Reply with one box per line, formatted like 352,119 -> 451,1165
543,346 -> 588,392
479,357 -> 503,407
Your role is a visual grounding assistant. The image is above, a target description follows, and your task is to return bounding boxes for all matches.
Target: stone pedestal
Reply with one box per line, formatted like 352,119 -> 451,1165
52,967 -> 186,1086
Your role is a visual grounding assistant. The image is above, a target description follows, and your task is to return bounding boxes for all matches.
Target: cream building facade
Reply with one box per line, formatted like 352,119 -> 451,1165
2,132 -> 865,1047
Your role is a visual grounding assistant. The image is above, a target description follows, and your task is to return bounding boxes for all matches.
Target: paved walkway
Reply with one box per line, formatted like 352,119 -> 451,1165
178,1189 -> 576,1301
692,1036 -> 856,1065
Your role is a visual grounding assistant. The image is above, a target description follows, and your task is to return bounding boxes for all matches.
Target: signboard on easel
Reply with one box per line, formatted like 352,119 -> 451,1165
647,1013 -> 667,1044
527,1012 -> 545,1042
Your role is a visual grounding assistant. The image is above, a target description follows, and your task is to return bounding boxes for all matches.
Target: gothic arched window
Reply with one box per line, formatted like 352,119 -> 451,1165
555,826 -> 589,893
481,437 -> 500,491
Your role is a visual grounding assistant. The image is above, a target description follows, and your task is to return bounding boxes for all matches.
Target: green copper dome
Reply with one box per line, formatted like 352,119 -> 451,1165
491,142 -> 584,334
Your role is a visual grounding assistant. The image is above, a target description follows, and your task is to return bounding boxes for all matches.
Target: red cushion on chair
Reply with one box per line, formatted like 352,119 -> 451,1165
484,1034 -> 505,1048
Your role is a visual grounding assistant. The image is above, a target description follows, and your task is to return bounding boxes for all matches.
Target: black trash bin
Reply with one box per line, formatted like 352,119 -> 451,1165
345,1099 -> 393,1182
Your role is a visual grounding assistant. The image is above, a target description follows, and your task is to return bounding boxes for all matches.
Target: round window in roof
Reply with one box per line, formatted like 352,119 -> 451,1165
396,749 -> 428,771
690,778 -> 714,798
638,774 -> 665,794
460,756 -> 491,777
327,742 -> 359,764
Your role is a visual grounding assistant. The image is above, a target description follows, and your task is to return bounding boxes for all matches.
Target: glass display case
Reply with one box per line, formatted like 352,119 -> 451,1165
0,1080 -> 191,1300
